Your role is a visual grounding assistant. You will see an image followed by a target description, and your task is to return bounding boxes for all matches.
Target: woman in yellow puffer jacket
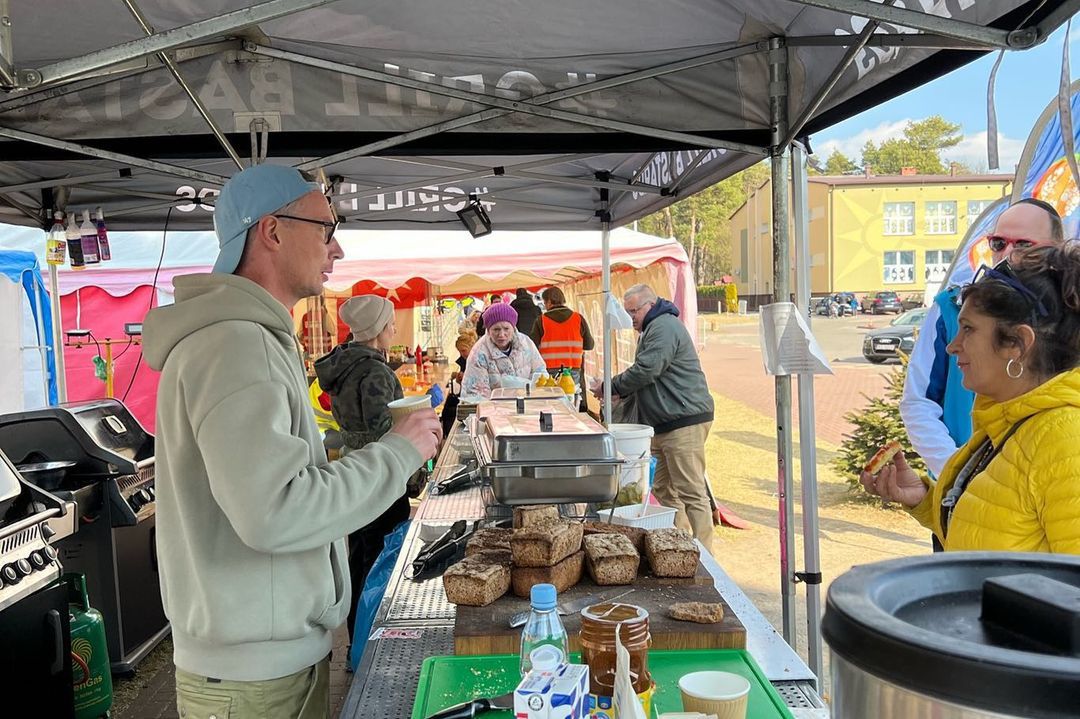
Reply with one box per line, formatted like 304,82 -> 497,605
863,244 -> 1080,553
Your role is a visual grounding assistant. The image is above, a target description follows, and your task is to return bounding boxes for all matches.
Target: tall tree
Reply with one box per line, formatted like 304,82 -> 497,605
823,149 -> 858,175
861,116 -> 962,175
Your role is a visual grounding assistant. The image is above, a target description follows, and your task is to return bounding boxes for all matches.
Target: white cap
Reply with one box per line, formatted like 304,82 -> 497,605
529,645 -> 563,671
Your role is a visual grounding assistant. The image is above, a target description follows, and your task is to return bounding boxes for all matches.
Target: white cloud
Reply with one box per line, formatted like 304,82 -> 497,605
941,131 -> 1025,174
813,119 -> 912,163
814,119 -> 1024,174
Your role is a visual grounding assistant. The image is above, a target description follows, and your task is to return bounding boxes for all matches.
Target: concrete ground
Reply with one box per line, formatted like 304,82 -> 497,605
113,310 -> 919,717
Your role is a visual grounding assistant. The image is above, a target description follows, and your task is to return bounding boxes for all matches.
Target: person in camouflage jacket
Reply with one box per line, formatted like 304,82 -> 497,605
313,295 -> 408,647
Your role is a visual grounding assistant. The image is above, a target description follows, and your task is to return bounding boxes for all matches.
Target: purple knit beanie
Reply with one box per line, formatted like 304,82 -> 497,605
483,302 -> 518,329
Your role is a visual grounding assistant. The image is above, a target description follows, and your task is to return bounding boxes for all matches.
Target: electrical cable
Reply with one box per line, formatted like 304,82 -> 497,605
121,206 -> 173,402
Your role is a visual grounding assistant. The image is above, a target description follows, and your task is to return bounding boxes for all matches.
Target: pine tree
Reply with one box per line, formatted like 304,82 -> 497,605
832,363 -> 927,501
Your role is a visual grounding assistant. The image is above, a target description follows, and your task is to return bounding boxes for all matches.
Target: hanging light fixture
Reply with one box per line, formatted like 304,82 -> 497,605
457,194 -> 492,237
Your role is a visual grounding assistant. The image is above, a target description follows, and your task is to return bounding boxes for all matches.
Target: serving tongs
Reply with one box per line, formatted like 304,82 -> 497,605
409,520 -> 473,581
433,461 -> 479,496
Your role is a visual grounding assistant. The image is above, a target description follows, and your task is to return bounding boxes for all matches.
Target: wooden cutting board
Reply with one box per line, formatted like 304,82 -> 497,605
453,564 -> 746,656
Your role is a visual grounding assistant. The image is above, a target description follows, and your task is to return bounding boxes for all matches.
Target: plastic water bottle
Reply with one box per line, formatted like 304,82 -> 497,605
520,583 -> 568,676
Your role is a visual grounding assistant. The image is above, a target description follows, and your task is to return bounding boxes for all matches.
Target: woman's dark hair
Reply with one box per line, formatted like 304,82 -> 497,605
961,244 -> 1080,376
542,286 -> 566,305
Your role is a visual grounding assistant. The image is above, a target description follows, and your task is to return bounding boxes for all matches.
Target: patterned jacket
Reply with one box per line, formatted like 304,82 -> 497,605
313,343 -> 403,449
460,332 -> 546,401
908,366 -> 1080,553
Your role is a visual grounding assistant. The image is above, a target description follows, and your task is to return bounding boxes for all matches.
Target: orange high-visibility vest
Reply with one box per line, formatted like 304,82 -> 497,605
539,311 -> 585,369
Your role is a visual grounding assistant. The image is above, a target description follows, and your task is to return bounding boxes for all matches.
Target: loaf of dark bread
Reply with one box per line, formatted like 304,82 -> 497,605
582,521 -> 646,552
583,533 -> 639,586
644,527 -> 699,578
465,528 -> 512,557
510,520 -> 584,567
513,504 -> 560,529
511,550 -> 584,597
443,554 -> 511,606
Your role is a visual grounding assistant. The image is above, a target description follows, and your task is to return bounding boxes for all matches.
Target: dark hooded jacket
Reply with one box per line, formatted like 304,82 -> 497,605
314,343 -> 403,449
610,298 -> 713,434
511,290 -> 542,335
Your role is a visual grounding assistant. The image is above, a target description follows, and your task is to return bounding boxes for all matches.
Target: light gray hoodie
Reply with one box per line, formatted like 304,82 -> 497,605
143,273 -> 422,681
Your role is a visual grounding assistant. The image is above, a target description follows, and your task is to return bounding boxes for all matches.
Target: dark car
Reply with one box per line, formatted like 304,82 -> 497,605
900,293 -> 925,311
861,291 -> 902,315
862,307 -> 929,363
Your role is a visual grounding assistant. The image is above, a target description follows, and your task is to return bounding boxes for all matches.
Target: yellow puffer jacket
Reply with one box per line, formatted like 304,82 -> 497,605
909,366 -> 1080,553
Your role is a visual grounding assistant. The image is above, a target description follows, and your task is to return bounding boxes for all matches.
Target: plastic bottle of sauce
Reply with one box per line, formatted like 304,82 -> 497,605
65,213 -> 86,270
580,602 -> 653,718
46,211 -> 67,266
558,367 -> 576,396
94,207 -> 112,261
80,209 -> 100,265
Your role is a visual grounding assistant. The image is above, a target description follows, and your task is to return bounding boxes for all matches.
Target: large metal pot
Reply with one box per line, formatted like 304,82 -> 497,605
823,552 -> 1080,719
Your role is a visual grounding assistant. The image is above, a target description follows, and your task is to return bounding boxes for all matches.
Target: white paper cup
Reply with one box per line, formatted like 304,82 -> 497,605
388,395 -> 432,423
678,671 -> 751,719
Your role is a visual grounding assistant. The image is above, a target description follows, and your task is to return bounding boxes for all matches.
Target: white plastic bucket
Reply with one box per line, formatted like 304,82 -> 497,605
609,424 -> 654,505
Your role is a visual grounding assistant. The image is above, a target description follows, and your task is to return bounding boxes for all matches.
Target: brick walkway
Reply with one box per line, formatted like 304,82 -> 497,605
698,330 -> 891,446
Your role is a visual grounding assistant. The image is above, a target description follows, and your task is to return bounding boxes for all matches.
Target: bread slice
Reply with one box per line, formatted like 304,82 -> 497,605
510,520 -> 584,568
443,555 -> 511,607
582,521 -> 646,552
511,550 -> 585,597
465,528 -> 512,557
583,533 -> 639,586
513,504 -> 560,529
669,601 -> 725,623
644,528 -> 699,578
864,440 -> 902,473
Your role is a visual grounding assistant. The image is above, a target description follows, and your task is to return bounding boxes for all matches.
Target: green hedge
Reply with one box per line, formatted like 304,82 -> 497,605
697,285 -> 728,299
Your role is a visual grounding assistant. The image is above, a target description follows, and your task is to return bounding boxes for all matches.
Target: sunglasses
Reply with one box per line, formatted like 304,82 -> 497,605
971,261 -> 1050,320
273,214 -> 340,244
985,235 -> 1043,253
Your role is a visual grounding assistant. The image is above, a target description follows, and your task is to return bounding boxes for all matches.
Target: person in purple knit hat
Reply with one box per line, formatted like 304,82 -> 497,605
460,302 -> 546,400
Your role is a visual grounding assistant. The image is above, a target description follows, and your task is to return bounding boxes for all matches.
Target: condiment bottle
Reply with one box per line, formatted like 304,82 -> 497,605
520,583 -> 568,676
46,211 -> 67,266
94,207 -> 112,261
558,367 -> 576,396
80,209 -> 100,264
66,213 -> 86,270
580,602 -> 653,716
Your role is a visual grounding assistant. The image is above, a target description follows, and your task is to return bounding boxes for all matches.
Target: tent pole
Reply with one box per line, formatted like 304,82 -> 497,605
599,177 -> 612,425
792,143 -> 823,683
768,37 -> 798,647
27,269 -> 51,406
47,262 -> 67,403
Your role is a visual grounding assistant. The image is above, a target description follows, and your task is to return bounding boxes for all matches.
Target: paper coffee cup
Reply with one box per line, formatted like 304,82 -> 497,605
678,671 -> 751,719
388,395 -> 432,422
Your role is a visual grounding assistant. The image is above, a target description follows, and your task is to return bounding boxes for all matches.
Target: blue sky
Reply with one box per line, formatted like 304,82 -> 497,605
813,22 -> 1079,172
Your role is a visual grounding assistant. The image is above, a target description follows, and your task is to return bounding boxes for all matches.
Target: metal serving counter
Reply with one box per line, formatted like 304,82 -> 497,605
342,424 -> 828,718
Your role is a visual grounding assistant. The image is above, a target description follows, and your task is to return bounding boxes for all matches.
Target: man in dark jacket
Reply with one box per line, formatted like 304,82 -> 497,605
511,288 -> 541,335
591,284 -> 714,552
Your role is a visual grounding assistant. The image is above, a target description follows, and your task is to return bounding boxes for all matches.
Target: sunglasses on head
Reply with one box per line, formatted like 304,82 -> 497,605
971,261 -> 1050,320
985,235 -> 1042,253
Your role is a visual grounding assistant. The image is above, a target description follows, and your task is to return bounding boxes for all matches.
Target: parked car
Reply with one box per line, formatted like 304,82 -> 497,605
861,291 -> 902,315
900,293 -> 925,311
862,307 -> 929,363
814,292 -> 858,317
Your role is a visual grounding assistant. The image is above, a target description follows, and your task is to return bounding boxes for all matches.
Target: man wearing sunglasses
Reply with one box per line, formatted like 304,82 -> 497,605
901,198 -> 1064,489
143,164 -> 443,718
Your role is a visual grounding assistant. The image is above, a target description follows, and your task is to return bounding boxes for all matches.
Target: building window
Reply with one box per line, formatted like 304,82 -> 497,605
925,201 -> 957,234
883,202 -> 915,235
925,249 -> 955,285
967,199 -> 994,225
884,250 -> 915,284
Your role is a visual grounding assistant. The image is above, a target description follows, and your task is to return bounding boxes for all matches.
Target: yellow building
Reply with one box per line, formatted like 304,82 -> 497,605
729,173 -> 1013,304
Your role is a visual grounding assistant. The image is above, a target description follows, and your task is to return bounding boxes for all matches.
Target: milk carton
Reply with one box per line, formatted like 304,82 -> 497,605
514,662 -> 590,719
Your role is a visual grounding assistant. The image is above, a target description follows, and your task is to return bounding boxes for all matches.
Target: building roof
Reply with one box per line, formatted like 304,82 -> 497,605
807,173 -> 1014,186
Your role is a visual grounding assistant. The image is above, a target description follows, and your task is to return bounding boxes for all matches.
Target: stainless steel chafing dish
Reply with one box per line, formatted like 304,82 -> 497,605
489,386 -> 569,401
469,399 -> 620,505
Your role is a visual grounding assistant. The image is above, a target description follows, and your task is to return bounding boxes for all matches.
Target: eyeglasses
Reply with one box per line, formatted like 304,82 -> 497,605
273,214 -> 339,244
625,301 -> 653,315
985,235 -> 1043,253
971,261 -> 1050,319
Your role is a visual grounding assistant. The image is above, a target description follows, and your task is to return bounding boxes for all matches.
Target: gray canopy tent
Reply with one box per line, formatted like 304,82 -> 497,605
1,0 -> 1075,680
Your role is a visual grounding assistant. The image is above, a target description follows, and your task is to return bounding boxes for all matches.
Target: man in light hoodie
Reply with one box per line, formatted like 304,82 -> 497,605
143,164 -> 442,719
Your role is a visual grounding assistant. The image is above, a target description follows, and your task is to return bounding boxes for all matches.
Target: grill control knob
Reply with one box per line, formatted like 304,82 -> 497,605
146,486 -> 156,500
137,489 -> 153,505
28,551 -> 46,570
15,558 -> 31,577
44,545 -> 58,563
0,565 -> 13,585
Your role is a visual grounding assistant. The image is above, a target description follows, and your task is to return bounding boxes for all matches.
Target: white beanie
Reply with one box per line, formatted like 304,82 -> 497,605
340,295 -> 394,342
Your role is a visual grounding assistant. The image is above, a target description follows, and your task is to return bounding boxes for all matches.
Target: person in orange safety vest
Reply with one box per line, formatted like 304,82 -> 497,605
529,286 -> 595,388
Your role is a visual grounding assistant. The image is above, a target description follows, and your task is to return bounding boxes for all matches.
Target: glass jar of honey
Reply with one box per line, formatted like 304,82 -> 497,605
579,602 -> 653,718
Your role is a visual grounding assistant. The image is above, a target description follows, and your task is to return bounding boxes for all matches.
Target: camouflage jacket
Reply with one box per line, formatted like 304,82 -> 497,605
313,342 -> 403,449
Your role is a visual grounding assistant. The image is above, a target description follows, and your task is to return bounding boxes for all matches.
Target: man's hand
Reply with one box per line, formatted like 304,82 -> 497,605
387,409 -> 443,461
589,378 -> 604,399
859,452 -> 927,508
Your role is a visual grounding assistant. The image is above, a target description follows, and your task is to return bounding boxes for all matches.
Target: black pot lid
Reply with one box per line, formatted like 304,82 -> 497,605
823,552 -> 1080,718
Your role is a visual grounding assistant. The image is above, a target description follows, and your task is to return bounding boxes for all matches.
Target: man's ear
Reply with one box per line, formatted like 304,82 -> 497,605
250,215 -> 283,252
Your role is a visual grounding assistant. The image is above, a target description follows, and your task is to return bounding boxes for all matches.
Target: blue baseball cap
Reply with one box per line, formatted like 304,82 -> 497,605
212,164 -> 321,274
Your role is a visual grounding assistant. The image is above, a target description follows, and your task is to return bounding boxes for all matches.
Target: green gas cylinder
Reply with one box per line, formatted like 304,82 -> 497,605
65,573 -> 113,719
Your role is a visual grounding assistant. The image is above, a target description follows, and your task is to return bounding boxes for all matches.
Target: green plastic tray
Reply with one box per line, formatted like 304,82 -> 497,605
411,648 -> 794,718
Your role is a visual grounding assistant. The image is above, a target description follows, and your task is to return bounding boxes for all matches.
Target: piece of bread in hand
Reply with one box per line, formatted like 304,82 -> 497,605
864,440 -> 903,474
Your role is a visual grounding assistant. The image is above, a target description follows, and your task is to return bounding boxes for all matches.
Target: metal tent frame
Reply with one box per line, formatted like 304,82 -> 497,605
2,0 -> 1076,682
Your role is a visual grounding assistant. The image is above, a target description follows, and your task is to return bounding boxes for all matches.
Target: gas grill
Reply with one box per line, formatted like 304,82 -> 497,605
0,399 -> 168,673
0,448 -> 74,717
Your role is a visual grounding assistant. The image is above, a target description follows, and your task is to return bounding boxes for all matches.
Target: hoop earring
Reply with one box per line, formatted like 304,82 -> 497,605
1006,358 -> 1025,379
